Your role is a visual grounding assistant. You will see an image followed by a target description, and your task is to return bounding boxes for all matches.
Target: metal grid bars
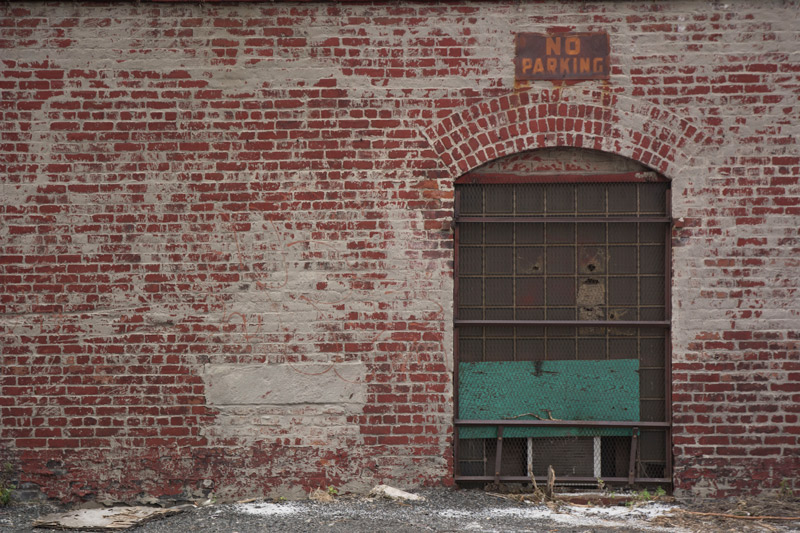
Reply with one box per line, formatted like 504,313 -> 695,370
454,175 -> 672,486
456,221 -> 666,323
457,181 -> 669,218
456,429 -> 670,484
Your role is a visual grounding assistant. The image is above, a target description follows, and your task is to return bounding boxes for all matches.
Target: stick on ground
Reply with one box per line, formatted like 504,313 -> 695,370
677,509 -> 800,521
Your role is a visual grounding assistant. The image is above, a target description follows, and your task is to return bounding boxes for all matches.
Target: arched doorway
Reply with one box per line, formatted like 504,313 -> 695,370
453,148 -> 671,487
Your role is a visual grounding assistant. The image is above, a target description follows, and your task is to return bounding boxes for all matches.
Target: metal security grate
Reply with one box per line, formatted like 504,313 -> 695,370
457,182 -> 668,217
458,435 -> 636,479
454,175 -> 671,487
457,221 -> 667,322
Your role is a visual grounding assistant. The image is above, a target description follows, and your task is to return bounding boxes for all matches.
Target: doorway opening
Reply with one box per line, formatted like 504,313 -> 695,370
453,148 -> 672,487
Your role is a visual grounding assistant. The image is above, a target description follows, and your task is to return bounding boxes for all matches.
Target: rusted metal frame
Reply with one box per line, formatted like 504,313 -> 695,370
494,425 -> 504,484
455,419 -> 670,428
664,192 -> 674,481
454,216 -> 671,223
453,189 -> 461,477
455,319 -> 670,327
458,418 -> 665,482
453,326 -> 461,477
665,330 -> 674,481
455,475 -> 673,483
572,221 -> 578,353
454,172 -> 668,185
512,198 -> 519,351
604,214 -> 610,359
628,427 -> 640,485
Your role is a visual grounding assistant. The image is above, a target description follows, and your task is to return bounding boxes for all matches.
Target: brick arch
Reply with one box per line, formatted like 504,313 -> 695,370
424,88 -> 707,180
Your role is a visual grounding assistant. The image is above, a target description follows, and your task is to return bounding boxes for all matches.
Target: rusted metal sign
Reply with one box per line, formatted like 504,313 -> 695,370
515,32 -> 610,81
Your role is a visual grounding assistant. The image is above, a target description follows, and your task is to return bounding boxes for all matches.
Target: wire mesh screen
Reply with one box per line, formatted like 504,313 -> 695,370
457,222 -> 667,322
457,326 -> 666,423
457,431 -> 669,481
455,180 -> 671,484
458,182 -> 669,217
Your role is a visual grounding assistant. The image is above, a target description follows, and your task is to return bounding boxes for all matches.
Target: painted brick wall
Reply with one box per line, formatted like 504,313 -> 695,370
1,0 -> 798,501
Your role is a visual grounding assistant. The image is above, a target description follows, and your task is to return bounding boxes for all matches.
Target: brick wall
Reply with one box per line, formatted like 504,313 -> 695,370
1,0 -> 798,501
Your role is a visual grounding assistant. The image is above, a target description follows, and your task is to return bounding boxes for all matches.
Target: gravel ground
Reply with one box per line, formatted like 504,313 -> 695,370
2,488 -> 799,533
0,488 -> 680,533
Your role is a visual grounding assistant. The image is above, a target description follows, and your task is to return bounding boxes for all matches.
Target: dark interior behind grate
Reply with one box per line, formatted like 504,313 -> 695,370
455,179 -> 671,485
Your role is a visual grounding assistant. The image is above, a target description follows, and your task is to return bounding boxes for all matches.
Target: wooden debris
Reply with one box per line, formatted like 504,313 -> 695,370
486,492 -> 520,502
503,412 -> 546,420
676,509 -> 800,521
528,464 -> 539,493
545,465 -> 556,500
309,488 -> 335,503
502,409 -> 561,421
33,506 -> 187,530
368,484 -> 425,502
542,409 -> 558,421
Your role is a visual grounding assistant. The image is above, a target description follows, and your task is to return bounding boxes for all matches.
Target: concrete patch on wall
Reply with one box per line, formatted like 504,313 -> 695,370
203,363 -> 366,406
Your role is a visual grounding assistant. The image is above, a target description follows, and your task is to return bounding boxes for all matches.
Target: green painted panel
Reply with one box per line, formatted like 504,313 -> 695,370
459,360 -> 639,438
